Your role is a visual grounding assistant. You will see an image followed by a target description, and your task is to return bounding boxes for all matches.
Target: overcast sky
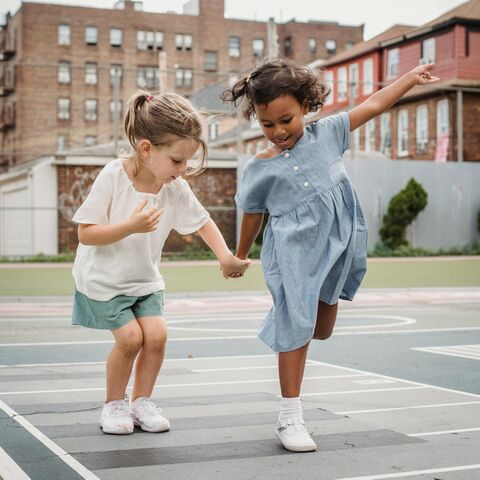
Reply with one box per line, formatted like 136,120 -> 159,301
1,0 -> 468,39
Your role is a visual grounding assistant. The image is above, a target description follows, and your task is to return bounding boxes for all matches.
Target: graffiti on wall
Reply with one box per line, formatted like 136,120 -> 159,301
58,167 -> 101,221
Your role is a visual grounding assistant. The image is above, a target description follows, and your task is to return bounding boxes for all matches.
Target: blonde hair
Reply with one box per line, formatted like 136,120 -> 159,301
124,90 -> 208,176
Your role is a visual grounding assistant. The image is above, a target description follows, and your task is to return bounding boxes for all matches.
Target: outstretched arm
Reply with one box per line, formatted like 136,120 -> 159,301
349,63 -> 439,132
236,212 -> 264,260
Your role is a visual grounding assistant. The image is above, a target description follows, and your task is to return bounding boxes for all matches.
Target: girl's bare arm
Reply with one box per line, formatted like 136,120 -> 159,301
349,63 -> 439,132
236,212 -> 264,259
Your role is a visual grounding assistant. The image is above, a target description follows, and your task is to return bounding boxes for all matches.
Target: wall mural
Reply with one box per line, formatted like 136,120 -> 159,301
58,167 -> 101,221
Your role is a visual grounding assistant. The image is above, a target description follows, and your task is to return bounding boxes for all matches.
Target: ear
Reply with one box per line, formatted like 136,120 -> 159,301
302,100 -> 309,115
138,139 -> 152,159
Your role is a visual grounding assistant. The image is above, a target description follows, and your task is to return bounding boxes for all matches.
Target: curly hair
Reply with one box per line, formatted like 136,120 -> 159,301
221,58 -> 330,120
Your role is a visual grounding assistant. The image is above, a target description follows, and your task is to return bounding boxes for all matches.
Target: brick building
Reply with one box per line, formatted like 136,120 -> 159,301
0,0 -> 363,170
320,0 -> 480,162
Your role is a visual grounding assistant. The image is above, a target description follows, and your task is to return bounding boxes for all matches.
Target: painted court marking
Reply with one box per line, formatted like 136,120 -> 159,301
0,400 -> 99,479
0,447 -> 30,480
412,344 -> 480,361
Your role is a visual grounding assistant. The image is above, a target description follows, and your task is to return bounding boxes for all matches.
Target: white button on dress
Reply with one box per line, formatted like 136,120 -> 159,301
303,181 -> 309,187
284,152 -> 290,158
293,166 -> 299,171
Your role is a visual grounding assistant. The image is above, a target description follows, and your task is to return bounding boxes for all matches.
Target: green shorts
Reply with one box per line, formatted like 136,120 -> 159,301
72,290 -> 165,330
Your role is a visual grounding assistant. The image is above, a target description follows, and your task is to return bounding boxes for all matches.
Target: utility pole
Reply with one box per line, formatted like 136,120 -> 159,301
158,51 -> 167,93
267,17 -> 279,60
112,67 -> 120,156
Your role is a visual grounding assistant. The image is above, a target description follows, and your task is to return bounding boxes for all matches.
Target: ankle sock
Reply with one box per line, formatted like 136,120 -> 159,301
279,396 -> 303,421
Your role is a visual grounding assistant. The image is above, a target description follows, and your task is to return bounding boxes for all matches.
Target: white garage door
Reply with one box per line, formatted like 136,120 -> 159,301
1,185 -> 32,256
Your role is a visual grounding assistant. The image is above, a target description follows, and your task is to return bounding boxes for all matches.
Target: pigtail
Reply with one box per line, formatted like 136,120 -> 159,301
221,75 -> 257,119
124,90 -> 151,147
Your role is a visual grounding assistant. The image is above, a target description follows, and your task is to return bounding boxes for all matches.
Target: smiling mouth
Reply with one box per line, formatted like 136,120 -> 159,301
274,136 -> 291,145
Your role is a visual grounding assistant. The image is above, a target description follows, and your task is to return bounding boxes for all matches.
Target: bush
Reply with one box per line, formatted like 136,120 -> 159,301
379,178 -> 428,249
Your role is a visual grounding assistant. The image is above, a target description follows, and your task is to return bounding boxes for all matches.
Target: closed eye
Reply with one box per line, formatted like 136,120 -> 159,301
282,117 -> 293,124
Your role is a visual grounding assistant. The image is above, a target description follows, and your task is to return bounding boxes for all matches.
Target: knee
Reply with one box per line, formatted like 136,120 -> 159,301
116,328 -> 143,356
143,322 -> 167,353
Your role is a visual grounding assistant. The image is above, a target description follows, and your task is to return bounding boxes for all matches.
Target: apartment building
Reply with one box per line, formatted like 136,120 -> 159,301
321,0 -> 480,162
0,0 -> 363,170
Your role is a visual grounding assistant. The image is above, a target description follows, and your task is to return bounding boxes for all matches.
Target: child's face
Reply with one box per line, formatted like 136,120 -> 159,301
255,94 -> 309,151
143,138 -> 199,183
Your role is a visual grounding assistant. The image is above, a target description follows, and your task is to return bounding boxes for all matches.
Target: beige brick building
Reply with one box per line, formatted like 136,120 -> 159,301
0,0 -> 363,170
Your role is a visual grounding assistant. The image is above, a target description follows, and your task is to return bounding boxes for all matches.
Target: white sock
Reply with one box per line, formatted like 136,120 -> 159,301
279,396 -> 303,421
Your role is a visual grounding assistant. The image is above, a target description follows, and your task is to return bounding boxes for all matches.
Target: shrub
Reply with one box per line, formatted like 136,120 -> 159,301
379,178 -> 428,249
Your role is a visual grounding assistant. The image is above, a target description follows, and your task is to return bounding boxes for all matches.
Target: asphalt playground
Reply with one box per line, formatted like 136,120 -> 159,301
1,287 -> 480,479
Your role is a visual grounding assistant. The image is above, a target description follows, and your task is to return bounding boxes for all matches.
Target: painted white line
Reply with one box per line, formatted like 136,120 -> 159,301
336,463 -> 480,479
333,326 -> 480,335
412,344 -> 480,361
408,427 -> 480,437
0,400 -> 99,480
0,335 -> 258,347
301,386 -> 427,397
335,400 -> 480,415
0,353 -> 277,368
0,376 -> 406,397
308,359 -> 480,400
0,447 -> 31,480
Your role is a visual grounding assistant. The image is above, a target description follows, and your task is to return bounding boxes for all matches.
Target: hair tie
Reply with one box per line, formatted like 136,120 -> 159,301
246,73 -> 252,83
146,94 -> 154,103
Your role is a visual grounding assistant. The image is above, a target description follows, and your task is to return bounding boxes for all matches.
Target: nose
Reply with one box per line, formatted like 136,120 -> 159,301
274,125 -> 287,138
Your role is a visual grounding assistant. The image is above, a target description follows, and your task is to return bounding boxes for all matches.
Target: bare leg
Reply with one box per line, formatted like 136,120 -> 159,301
312,301 -> 338,340
131,316 -> 168,401
106,320 -> 143,403
278,343 -> 310,397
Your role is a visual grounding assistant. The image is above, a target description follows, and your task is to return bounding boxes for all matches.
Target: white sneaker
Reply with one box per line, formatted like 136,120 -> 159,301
275,416 -> 317,452
100,400 -> 134,435
131,397 -> 170,433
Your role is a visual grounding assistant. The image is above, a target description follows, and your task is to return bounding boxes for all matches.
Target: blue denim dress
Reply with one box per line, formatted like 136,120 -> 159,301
236,112 -> 368,352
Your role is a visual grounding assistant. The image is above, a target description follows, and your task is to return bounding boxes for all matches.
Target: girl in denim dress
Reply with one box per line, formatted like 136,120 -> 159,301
222,59 -> 438,452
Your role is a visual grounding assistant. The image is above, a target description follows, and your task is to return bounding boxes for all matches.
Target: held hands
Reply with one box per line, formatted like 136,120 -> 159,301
220,253 -> 251,280
410,63 -> 440,85
127,198 -> 164,234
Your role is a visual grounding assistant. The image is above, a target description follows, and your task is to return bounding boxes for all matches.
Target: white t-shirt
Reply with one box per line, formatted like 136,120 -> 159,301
72,159 -> 210,301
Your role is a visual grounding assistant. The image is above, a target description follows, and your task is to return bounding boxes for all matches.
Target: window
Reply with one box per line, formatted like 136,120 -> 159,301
387,48 -> 400,79
110,99 -> 123,121
324,70 -> 334,105
362,58 -> 374,95
85,26 -> 98,45
364,119 -> 375,151
416,104 -> 429,153
284,37 -> 292,56
325,39 -> 336,54
155,32 -> 164,50
175,34 -> 192,51
252,38 -> 265,58
84,99 -> 98,121
380,112 -> 391,155
397,109 -> 409,156
85,63 -> 97,85
348,63 -> 359,98
58,24 -> 70,46
175,68 -> 193,88
110,28 -> 122,47
337,67 -> 347,101
57,98 -> 70,120
309,38 -> 317,53
229,36 -> 240,58
422,38 -> 435,64
352,127 -> 360,151
110,65 -> 123,87
137,30 -> 163,50
84,136 -> 97,146
346,41 -> 355,49
57,134 -> 69,152
209,121 -> 219,141
436,99 -> 449,139
204,51 -> 217,71
58,61 -> 70,84
137,67 -> 160,89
